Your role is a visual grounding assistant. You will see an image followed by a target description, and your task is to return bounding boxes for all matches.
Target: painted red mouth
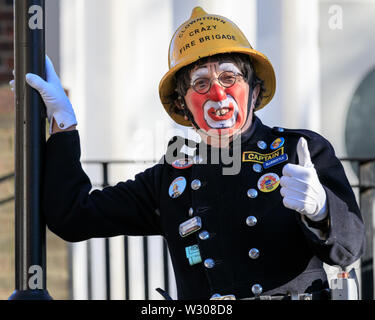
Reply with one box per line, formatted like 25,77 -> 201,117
208,103 -> 234,121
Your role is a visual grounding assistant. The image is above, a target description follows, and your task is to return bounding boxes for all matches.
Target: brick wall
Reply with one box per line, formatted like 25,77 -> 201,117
0,0 -> 13,84
0,0 -> 15,299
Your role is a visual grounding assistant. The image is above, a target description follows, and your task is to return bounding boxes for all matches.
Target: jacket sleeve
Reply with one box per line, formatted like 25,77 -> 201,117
296,134 -> 365,268
43,130 -> 163,242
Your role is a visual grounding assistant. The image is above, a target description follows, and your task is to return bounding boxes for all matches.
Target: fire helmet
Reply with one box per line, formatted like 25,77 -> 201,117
159,7 -> 276,126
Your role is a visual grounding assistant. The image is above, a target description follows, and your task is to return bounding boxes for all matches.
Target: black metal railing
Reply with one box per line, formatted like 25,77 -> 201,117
1,158 -> 374,299
0,173 -> 14,205
83,159 -> 162,301
340,158 -> 375,300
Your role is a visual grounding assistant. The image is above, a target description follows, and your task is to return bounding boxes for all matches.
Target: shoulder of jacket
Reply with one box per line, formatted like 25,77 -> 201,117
271,126 -> 325,142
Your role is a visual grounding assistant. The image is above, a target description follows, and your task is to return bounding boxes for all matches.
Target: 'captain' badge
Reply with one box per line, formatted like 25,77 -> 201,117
172,158 -> 193,169
270,137 -> 285,150
257,173 -> 280,193
169,177 -> 187,198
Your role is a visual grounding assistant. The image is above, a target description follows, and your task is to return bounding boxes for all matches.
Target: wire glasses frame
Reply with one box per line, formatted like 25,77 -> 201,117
190,71 -> 244,94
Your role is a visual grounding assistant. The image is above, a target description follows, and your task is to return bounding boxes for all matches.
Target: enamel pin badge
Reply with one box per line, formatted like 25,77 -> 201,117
169,177 -> 187,198
179,216 -> 202,237
257,173 -> 280,193
270,137 -> 285,150
172,158 -> 194,169
185,244 -> 202,266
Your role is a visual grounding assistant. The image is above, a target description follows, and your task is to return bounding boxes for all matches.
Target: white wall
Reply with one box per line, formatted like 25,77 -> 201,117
256,0 -> 321,131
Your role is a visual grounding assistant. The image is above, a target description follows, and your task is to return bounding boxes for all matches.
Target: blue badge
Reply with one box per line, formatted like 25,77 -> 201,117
263,154 -> 289,169
185,244 -> 202,266
270,137 -> 285,150
169,177 -> 187,198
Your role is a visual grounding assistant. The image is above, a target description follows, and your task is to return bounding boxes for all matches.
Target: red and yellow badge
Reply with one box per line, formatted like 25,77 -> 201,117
257,173 -> 280,193
172,158 -> 193,169
270,137 -> 285,150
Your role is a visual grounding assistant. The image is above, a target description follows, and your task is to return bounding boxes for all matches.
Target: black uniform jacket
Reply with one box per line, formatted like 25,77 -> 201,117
43,116 -> 365,300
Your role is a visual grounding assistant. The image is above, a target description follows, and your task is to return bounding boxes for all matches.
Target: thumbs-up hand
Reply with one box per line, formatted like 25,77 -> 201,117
280,137 -> 328,221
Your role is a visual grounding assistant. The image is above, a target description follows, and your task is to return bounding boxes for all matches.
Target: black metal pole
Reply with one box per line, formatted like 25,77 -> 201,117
124,236 -> 130,300
9,0 -> 52,300
163,241 -> 170,295
143,237 -> 149,300
102,163 -> 111,300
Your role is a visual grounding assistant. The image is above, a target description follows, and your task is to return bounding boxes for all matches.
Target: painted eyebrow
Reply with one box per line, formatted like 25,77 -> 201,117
191,68 -> 209,82
218,62 -> 241,73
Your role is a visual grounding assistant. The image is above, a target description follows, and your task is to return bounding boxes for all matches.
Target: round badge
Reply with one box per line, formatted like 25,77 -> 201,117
257,173 -> 280,193
169,177 -> 187,198
270,137 -> 285,150
257,141 -> 267,150
253,163 -> 263,173
172,158 -> 193,169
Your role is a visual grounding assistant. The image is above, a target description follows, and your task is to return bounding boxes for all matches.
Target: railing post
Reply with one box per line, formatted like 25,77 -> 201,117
163,240 -> 170,295
359,160 -> 375,300
124,236 -> 130,300
102,162 -> 111,300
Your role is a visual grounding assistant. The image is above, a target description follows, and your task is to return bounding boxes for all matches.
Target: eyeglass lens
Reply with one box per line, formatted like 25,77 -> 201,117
193,71 -> 241,94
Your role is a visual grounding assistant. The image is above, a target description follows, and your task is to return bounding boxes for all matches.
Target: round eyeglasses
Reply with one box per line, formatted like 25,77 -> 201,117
191,71 -> 244,94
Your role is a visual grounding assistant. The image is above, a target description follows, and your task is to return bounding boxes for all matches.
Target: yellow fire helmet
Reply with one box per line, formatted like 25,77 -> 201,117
159,6 -> 276,127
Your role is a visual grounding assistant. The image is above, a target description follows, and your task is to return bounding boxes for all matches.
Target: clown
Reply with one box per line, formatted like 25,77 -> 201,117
18,7 -> 364,300
159,7 -> 275,148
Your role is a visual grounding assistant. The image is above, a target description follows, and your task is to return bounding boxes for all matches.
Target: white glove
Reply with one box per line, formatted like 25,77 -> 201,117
23,56 -> 77,134
280,137 -> 328,221
9,70 -> 15,91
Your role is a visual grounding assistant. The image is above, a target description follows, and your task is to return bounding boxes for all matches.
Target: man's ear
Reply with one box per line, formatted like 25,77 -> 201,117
174,96 -> 189,121
174,96 -> 185,110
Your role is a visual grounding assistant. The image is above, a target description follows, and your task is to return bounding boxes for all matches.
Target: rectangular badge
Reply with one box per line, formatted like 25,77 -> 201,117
185,244 -> 202,266
179,216 -> 202,237
210,295 -> 236,300
242,147 -> 284,164
263,154 -> 289,169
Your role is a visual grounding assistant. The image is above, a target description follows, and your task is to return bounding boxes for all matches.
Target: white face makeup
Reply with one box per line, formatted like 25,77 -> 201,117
218,62 -> 241,74
191,68 -> 209,84
190,62 -> 241,84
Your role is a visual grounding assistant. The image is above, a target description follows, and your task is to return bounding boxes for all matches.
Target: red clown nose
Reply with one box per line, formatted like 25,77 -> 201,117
208,82 -> 227,102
